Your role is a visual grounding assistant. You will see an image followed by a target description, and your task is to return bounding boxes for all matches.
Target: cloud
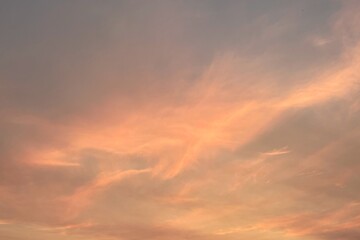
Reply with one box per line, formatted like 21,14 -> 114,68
63,168 -> 151,217
262,147 -> 290,156
1,1 -> 360,240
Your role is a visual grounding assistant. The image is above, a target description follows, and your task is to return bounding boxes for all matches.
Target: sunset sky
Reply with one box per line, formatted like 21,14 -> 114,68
1,1 -> 360,240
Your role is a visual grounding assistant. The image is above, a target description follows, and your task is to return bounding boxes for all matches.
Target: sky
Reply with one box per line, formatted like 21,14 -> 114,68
1,0 -> 360,239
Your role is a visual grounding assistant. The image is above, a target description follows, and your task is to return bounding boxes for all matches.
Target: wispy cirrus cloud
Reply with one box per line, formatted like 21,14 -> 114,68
1,1 -> 360,240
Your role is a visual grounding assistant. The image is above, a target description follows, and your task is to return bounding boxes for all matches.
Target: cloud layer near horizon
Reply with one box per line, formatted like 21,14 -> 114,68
1,1 -> 360,240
